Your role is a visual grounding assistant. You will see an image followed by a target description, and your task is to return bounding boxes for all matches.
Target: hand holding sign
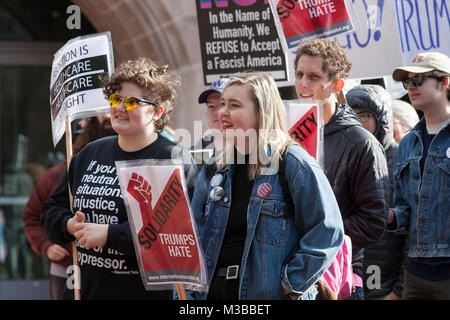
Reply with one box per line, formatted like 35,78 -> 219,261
66,211 -> 85,236
74,222 -> 108,249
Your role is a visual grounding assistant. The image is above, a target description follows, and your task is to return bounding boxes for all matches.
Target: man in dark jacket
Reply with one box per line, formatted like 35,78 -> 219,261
347,85 -> 408,299
294,38 -> 389,300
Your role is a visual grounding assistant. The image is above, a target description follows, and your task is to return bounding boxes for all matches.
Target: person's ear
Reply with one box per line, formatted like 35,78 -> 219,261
152,105 -> 165,121
333,79 -> 347,104
334,78 -> 345,92
440,77 -> 449,91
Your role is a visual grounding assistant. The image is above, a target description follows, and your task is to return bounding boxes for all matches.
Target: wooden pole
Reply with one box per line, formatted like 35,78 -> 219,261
176,283 -> 187,300
65,115 -> 81,300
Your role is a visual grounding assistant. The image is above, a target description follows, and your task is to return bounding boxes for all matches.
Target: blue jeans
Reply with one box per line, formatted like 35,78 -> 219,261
344,287 -> 364,300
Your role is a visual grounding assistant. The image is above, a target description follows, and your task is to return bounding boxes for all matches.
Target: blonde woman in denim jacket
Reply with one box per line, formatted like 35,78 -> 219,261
189,73 -> 344,300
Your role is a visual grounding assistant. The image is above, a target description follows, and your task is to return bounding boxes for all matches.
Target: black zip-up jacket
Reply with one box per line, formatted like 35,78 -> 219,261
323,103 -> 389,278
347,85 -> 408,298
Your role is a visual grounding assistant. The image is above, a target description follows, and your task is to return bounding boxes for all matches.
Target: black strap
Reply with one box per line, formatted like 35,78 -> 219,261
278,144 -> 294,219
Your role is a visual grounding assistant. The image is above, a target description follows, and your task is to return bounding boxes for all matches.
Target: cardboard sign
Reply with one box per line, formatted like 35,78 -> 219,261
270,0 -> 354,51
285,101 -> 323,166
195,0 -> 289,84
116,160 -> 207,292
49,32 -> 114,146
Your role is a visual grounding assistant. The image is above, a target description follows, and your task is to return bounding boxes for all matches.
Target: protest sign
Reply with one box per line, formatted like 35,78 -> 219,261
270,1 -> 406,81
284,100 -> 323,166
394,0 -> 450,66
49,32 -> 114,146
116,160 -> 207,292
270,0 -> 354,50
195,0 -> 289,84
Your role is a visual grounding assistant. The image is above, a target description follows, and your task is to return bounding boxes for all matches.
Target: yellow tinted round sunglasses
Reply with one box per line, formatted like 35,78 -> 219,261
108,93 -> 158,111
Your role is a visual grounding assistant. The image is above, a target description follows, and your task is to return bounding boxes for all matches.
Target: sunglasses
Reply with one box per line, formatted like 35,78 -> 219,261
402,73 -> 443,90
108,93 -> 158,111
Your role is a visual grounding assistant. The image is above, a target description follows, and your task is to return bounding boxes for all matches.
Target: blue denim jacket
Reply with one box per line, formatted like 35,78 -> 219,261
190,144 -> 344,300
392,119 -> 450,257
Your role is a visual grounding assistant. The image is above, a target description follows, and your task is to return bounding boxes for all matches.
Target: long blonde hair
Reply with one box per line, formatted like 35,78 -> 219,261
215,73 -> 293,180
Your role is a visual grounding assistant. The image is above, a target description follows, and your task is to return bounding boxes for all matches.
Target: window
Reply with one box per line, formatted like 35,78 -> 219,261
0,0 -> 96,282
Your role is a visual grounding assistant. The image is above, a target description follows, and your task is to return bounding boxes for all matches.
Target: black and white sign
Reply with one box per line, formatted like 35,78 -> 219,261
49,32 -> 114,146
195,0 -> 289,85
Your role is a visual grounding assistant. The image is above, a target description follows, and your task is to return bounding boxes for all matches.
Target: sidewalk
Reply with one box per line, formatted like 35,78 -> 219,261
0,279 -> 49,300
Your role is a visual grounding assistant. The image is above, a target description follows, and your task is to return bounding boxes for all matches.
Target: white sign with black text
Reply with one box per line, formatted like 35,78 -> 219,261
49,32 -> 114,146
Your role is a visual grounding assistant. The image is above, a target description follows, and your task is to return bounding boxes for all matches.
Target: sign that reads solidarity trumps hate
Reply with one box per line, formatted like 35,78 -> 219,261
116,160 -> 207,292
284,101 -> 324,166
50,32 -> 114,146
196,0 -> 289,84
270,0 -> 354,51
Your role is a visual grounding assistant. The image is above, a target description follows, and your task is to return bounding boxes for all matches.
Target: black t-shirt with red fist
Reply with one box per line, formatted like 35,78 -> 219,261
41,134 -> 197,300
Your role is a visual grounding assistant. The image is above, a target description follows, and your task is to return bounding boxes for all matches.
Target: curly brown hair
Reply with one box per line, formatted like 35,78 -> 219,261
294,38 -> 352,81
100,57 -> 181,131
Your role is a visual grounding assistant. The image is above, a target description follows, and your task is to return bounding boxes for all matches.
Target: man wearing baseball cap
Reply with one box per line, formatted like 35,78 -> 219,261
190,79 -> 230,168
193,78 -> 229,150
388,52 -> 450,299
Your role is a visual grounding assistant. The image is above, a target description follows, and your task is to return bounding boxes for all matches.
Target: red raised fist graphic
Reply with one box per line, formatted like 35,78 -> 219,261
127,172 -> 152,213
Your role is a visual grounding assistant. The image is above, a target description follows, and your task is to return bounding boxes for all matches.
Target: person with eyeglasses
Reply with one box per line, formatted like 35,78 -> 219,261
346,85 -> 410,300
388,52 -> 450,299
41,57 -> 198,300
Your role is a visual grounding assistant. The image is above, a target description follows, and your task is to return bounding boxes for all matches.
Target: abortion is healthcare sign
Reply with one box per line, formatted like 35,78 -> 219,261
285,101 -> 324,166
270,0 -> 354,50
49,32 -> 114,146
116,159 -> 207,292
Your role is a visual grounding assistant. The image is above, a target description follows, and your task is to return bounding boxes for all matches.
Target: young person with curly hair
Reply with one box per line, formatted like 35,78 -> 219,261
294,38 -> 389,300
41,57 -> 198,299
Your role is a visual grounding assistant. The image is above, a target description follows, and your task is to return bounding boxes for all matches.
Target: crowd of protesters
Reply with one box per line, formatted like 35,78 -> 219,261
21,37 -> 449,300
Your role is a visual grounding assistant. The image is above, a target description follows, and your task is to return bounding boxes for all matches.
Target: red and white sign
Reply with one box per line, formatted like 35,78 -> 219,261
116,160 -> 206,292
285,101 -> 323,166
270,0 -> 354,51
